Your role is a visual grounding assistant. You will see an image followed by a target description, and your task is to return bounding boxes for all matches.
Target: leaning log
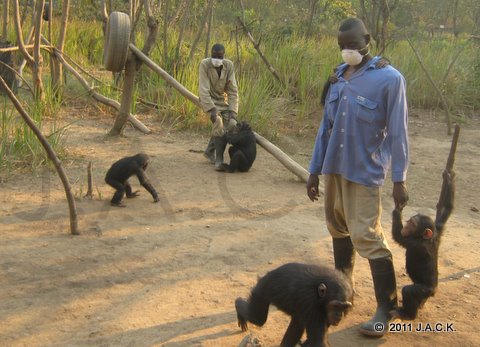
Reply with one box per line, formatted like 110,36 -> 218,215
129,44 -> 311,184
41,38 -> 150,134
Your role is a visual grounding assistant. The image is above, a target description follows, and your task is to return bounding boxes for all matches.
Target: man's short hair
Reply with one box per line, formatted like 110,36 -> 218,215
339,18 -> 368,34
211,43 -> 225,53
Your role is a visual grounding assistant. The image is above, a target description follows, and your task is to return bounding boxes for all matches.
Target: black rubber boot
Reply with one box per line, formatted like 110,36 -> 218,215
332,237 -> 356,292
214,135 -> 227,171
203,137 -> 215,164
359,256 -> 397,337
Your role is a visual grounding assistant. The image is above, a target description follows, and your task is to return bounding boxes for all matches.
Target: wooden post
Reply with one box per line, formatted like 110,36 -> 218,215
41,36 -> 151,133
85,161 -> 93,199
52,0 -> 70,93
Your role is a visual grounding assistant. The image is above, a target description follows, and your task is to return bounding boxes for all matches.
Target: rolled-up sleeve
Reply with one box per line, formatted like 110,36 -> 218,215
309,110 -> 330,175
386,74 -> 409,182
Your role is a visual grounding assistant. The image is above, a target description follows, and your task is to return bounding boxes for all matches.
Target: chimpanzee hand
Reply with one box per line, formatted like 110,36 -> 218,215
328,73 -> 338,84
375,57 -> 390,69
306,174 -> 320,202
209,108 -> 218,123
153,196 -> 160,203
393,182 -> 408,210
126,190 -> 140,198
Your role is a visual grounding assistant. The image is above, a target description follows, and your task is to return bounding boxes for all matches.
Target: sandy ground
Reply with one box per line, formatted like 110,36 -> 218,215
0,108 -> 479,347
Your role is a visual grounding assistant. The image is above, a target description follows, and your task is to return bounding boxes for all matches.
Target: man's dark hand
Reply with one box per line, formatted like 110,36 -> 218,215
209,108 -> 217,123
393,182 -> 408,210
307,174 -> 320,202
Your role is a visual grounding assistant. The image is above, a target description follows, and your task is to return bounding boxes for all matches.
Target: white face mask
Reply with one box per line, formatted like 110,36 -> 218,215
211,58 -> 224,67
341,48 -> 368,66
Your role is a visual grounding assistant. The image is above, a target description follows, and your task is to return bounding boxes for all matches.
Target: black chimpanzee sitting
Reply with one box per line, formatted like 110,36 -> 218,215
221,121 -> 256,173
235,263 -> 353,347
391,170 -> 455,320
105,153 -> 159,207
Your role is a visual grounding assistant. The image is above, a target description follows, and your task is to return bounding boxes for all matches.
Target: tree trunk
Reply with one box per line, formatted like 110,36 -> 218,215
32,0 -> 45,100
2,0 -> 9,41
452,0 -> 460,38
306,0 -> 318,37
185,0 -> 213,67
204,1 -> 213,58
109,54 -> 137,136
173,0 -> 189,76
0,75 -> 79,235
162,0 -> 169,69
108,0 -> 158,135
52,0 -> 70,94
48,43 -> 150,133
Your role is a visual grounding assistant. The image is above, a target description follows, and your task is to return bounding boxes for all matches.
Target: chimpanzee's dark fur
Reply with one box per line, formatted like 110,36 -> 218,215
222,121 -> 256,173
391,170 -> 455,320
235,263 -> 353,347
105,153 -> 159,206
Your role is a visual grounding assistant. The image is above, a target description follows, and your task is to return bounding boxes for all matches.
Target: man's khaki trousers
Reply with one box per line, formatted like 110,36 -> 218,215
324,174 -> 392,259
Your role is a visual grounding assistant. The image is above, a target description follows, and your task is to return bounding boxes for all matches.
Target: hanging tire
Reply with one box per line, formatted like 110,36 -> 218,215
103,12 -> 131,73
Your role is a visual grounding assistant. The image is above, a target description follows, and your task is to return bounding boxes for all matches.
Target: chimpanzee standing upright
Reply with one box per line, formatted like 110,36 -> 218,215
391,169 -> 455,320
105,153 -> 159,207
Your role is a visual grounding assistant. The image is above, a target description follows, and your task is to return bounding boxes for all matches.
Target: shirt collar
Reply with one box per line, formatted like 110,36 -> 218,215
335,55 -> 381,77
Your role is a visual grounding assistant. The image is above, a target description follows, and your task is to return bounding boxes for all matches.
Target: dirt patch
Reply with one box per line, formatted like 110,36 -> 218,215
0,110 -> 479,347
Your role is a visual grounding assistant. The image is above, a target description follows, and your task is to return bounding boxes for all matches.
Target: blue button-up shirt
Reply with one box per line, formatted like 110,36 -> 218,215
309,56 -> 409,187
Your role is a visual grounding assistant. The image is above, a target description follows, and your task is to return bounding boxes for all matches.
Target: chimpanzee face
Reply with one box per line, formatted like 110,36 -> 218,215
402,214 -> 435,239
401,215 -> 419,237
327,300 -> 352,326
234,121 -> 251,134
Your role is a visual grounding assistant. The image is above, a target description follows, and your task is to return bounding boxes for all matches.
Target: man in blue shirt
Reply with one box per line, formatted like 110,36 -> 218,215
307,18 -> 409,336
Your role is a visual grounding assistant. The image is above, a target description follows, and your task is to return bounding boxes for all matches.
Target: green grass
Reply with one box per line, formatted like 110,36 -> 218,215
0,82 -> 67,173
2,18 -> 478,173
60,20 -> 479,134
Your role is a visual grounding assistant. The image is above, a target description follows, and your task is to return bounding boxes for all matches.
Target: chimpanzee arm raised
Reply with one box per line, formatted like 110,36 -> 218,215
392,209 -> 409,247
136,168 -> 159,202
435,170 -> 455,235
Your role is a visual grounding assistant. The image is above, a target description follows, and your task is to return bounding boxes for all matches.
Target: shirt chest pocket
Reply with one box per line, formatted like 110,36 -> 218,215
327,92 -> 339,124
355,96 -> 379,124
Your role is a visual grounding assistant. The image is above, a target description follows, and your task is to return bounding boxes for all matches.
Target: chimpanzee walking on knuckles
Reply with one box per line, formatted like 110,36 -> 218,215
105,153 -> 159,207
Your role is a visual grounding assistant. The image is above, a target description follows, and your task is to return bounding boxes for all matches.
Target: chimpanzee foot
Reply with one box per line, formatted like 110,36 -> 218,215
110,201 -> 126,207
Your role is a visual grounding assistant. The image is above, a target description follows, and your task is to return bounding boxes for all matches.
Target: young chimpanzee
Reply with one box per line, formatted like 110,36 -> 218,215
105,153 -> 159,207
391,170 -> 455,320
221,121 -> 256,173
320,58 -> 391,106
235,263 -> 353,347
